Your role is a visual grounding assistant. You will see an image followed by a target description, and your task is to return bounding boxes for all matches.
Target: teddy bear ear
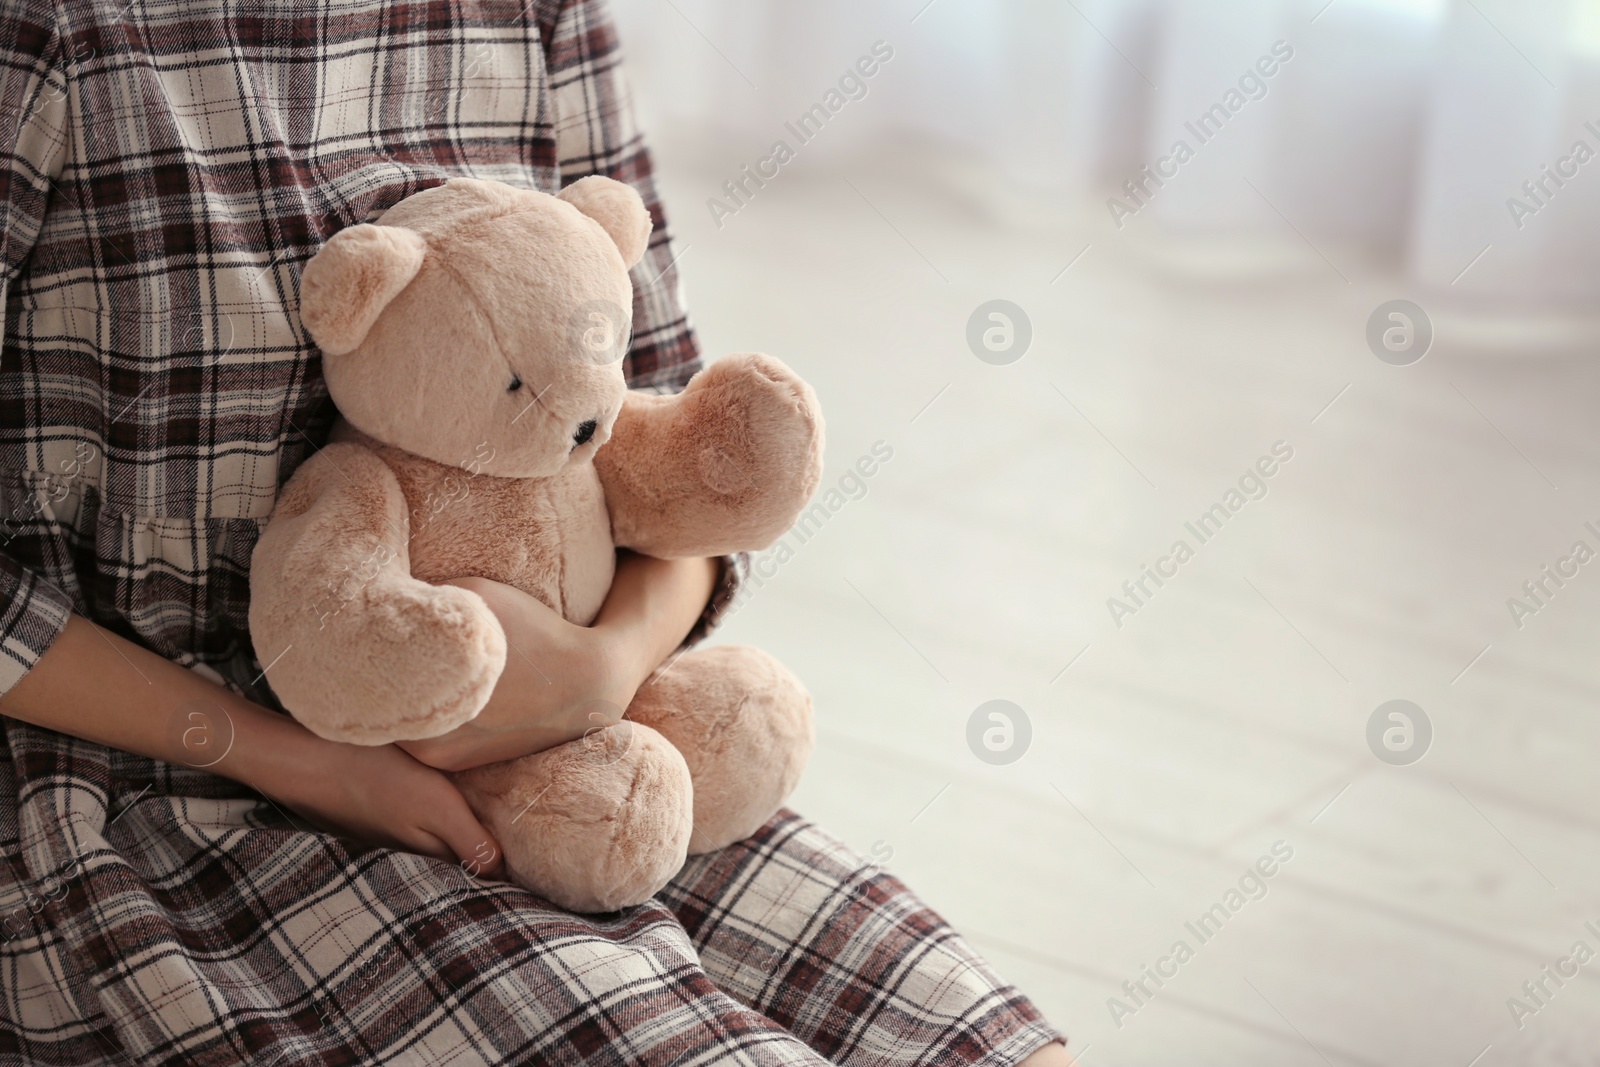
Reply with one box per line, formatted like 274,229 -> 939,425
299,224 -> 428,356
558,175 -> 653,269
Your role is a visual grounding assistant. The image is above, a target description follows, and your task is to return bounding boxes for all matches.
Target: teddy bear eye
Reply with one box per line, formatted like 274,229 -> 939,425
507,375 -> 523,392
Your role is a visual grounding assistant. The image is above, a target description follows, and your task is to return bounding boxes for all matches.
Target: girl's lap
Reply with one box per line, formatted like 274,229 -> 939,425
0,723 -> 1058,1065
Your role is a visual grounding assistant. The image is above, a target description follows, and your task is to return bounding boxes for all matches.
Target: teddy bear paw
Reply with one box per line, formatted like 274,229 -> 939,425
692,355 -> 822,496
295,581 -> 508,745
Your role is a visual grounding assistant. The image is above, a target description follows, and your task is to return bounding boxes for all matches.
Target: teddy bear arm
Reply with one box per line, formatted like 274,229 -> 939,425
248,443 -> 507,744
595,354 -> 825,559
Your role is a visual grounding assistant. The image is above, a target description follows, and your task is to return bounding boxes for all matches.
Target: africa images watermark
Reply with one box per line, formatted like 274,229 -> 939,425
1108,840 -> 1296,1029
1106,441 -> 1295,628
726,440 -> 895,613
707,40 -> 896,230
1505,521 -> 1600,629
1505,919 -> 1600,1029
0,442 -> 98,547
1505,118 -> 1600,230
1107,40 -> 1296,229
966,699 -> 1031,766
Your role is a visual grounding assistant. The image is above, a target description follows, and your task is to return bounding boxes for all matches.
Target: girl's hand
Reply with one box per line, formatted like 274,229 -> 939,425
271,737 -> 505,878
399,553 -> 718,773
398,577 -> 626,771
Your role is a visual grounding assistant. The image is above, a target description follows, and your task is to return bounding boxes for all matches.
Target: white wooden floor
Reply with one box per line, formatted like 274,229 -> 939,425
651,129 -> 1600,1065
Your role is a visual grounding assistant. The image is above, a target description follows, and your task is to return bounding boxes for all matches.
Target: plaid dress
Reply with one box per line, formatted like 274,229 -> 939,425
0,0 -> 1064,1063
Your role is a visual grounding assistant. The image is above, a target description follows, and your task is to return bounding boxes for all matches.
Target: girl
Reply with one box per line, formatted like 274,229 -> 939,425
0,0 -> 1070,1062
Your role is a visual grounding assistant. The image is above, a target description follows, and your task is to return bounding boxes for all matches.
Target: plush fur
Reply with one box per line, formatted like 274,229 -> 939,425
626,645 -> 815,852
250,177 -> 823,912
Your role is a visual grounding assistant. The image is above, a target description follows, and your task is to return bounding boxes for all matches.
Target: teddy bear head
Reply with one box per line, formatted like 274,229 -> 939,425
298,176 -> 652,478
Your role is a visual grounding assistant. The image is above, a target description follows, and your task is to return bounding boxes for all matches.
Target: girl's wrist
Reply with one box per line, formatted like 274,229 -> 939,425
591,618 -> 649,698
595,554 -> 718,687
212,696 -> 340,805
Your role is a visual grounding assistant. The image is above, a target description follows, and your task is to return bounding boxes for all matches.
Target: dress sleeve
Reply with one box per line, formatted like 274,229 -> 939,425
538,0 -> 700,391
0,6 -> 77,695
539,0 -> 745,646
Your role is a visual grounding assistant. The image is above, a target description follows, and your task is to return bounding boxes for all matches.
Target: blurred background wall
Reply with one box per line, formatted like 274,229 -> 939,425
615,0 -> 1600,305
603,1 -> 1600,1062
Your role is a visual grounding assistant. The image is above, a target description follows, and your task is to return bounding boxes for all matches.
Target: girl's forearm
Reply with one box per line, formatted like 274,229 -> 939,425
9,555 -> 719,778
0,615 -> 329,797
596,552 -> 720,685
400,556 -> 718,773
1,616 -> 503,870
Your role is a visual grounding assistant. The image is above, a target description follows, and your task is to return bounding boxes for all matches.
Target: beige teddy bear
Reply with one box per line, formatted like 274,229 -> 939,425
249,176 -> 823,911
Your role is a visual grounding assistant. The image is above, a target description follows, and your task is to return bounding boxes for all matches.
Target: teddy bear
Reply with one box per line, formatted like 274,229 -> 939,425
248,175 -> 823,912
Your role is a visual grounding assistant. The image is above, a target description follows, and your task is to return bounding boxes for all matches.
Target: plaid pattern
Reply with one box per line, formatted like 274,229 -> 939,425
0,0 -> 1061,1062
0,0 -> 721,698
660,816 -> 1060,1066
0,740 -> 1058,1067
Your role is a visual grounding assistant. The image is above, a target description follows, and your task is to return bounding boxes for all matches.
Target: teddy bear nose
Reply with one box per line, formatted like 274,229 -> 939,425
573,419 -> 598,447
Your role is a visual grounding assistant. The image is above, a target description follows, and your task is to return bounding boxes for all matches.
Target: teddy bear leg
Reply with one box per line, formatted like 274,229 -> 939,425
451,722 -> 694,912
625,645 -> 815,855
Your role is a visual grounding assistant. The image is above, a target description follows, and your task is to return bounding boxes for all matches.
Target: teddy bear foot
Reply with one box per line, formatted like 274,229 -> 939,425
626,645 -> 814,855
451,722 -> 693,912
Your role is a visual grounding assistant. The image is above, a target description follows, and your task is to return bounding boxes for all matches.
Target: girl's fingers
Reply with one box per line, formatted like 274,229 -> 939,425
408,829 -> 457,865
434,791 -> 505,880
476,849 -> 507,882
